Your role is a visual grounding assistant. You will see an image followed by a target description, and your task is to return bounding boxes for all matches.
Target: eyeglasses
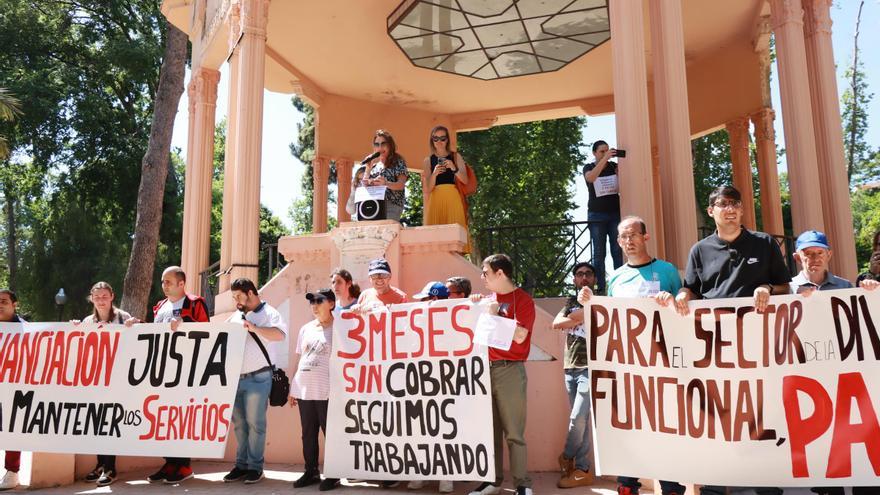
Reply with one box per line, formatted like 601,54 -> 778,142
713,200 -> 742,210
618,233 -> 643,242
369,274 -> 389,280
574,271 -> 594,277
373,141 -> 388,147
432,135 -> 448,142
309,298 -> 328,305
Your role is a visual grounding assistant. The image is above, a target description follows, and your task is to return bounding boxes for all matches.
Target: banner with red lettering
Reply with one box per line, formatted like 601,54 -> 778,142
325,300 -> 494,481
588,289 -> 880,486
0,322 -> 245,457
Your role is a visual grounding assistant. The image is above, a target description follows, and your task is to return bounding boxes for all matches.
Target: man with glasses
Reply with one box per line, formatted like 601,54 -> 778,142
446,276 -> 472,298
576,217 -> 685,495
354,258 -> 408,311
469,254 -> 535,495
551,262 -> 597,489
674,186 -> 789,495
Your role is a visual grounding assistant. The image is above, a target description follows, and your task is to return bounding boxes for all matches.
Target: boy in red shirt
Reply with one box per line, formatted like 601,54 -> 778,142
468,254 -> 534,495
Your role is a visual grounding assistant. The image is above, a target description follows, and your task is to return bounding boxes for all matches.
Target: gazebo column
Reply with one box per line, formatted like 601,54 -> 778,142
336,158 -> 353,224
229,0 -> 270,284
803,0 -> 857,280
609,0 -> 657,254
751,108 -> 785,236
180,67 -> 220,294
312,157 -> 329,233
649,0 -> 698,268
725,117 -> 757,230
219,3 -> 241,292
769,0 -> 825,235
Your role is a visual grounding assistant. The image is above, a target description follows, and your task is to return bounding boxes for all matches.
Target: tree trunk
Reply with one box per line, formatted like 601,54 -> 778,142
846,0 -> 864,182
3,181 -> 16,291
120,21 -> 188,320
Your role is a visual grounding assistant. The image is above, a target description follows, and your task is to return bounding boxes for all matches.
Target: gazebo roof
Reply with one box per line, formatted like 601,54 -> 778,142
164,0 -> 767,134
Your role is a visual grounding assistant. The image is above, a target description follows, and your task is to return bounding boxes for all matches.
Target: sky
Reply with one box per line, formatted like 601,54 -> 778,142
170,1 -> 880,230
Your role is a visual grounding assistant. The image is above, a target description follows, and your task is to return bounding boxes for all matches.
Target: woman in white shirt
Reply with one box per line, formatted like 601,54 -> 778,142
289,288 -> 339,491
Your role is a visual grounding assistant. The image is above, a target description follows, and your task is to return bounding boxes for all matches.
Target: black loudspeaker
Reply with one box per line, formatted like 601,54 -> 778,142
356,198 -> 386,221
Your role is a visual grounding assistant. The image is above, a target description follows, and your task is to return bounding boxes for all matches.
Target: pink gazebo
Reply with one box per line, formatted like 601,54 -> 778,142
20,0 -> 859,489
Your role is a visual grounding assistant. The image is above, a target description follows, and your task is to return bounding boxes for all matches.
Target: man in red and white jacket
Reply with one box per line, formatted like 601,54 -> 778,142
129,266 -> 209,484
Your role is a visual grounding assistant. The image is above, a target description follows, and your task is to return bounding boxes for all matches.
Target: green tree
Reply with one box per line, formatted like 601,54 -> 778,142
0,1 -> 181,319
457,117 -> 585,294
850,187 -> 880,272
842,1 -> 876,185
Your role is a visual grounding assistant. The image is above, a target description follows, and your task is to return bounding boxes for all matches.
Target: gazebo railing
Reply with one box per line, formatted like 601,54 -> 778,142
197,244 -> 287,316
478,220 -> 595,297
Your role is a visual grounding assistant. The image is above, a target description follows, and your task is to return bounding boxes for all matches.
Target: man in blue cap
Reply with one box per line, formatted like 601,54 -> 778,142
791,231 -> 877,495
413,281 -> 450,302
790,230 -> 852,294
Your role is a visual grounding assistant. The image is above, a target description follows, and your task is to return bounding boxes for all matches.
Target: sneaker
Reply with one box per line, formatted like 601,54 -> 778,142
294,471 -> 321,488
515,487 -> 533,495
557,453 -> 574,475
558,469 -> 594,488
223,466 -> 248,483
96,470 -> 117,487
468,482 -> 501,495
408,481 -> 425,490
164,465 -> 194,484
244,470 -> 264,484
320,478 -> 341,491
381,481 -> 402,489
85,466 -> 103,482
147,463 -> 175,483
0,471 -> 19,491
618,486 -> 638,495
439,481 -> 454,493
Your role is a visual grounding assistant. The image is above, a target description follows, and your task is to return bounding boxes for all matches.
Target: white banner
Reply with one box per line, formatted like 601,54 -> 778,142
0,322 -> 245,458
325,300 -> 494,481
588,289 -> 880,486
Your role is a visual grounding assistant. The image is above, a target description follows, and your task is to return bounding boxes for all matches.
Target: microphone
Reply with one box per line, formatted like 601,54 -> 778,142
361,151 -> 381,165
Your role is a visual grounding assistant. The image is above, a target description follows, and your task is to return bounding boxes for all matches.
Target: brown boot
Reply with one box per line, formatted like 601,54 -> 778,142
557,453 -> 574,476
558,469 -> 594,489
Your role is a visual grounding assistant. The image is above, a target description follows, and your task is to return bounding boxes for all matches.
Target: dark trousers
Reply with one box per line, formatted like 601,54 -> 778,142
298,399 -> 329,472
618,476 -> 685,494
97,455 -> 116,471
4,451 -> 20,473
164,457 -> 190,467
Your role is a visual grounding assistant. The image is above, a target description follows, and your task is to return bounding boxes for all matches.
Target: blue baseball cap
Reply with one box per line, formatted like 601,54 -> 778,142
796,230 -> 830,250
414,281 -> 449,300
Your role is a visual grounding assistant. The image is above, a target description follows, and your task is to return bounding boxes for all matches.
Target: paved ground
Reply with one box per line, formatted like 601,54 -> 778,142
10,462 -> 840,494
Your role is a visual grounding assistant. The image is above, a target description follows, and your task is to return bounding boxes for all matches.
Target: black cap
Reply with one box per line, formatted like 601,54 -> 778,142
368,258 -> 392,276
305,288 -> 336,303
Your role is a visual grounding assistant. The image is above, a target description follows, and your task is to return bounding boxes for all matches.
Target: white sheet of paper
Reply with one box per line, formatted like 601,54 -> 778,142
473,313 -> 516,351
354,185 -> 387,202
594,174 -> 619,197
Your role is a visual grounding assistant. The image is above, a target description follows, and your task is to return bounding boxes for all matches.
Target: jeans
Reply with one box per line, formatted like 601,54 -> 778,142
588,211 -> 623,293
563,368 -> 592,472
298,399 -> 329,473
617,476 -> 685,494
490,361 -> 531,489
233,368 -> 272,471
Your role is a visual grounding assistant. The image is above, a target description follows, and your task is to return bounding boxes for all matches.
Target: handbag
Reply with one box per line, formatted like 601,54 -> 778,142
248,331 -> 290,407
453,153 -> 478,197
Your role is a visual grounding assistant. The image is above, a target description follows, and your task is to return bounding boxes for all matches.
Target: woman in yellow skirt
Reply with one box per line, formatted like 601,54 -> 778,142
422,125 -> 471,253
